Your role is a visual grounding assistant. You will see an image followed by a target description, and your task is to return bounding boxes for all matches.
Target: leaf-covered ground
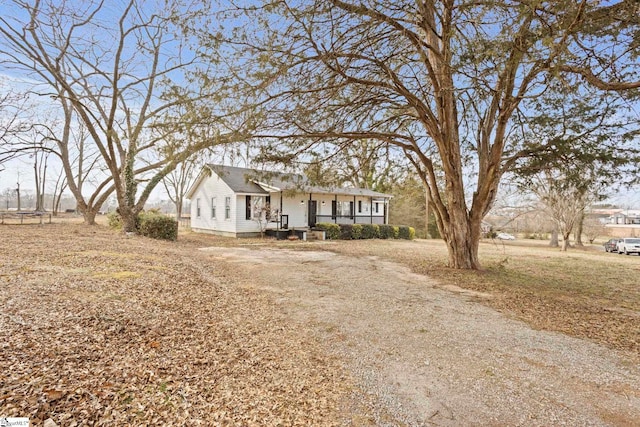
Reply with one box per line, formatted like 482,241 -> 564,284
0,223 -> 354,426
3,222 -> 638,425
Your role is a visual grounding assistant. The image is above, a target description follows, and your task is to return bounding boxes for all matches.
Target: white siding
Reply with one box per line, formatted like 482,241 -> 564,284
235,195 -> 268,233
281,194 -> 308,228
189,173 -> 238,234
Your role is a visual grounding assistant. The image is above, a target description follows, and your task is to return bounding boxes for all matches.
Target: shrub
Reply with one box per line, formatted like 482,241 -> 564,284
316,223 -> 340,240
107,211 -> 122,230
106,210 -> 142,231
398,225 -> 413,240
379,224 -> 395,239
339,224 -> 354,240
351,224 -> 363,239
408,226 -> 416,240
138,212 -> 178,241
361,223 -> 380,239
392,226 -> 400,239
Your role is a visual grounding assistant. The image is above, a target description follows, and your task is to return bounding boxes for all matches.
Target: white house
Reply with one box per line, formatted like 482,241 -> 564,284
186,164 -> 393,237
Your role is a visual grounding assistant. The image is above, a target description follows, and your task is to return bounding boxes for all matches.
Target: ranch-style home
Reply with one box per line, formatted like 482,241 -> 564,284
186,164 -> 393,237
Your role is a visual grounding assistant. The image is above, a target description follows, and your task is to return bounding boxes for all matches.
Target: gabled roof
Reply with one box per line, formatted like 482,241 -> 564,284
187,164 -> 393,199
208,164 -> 272,194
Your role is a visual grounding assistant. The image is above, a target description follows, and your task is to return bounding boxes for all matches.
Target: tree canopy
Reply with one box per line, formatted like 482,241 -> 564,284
215,0 -> 640,268
0,0 -> 251,230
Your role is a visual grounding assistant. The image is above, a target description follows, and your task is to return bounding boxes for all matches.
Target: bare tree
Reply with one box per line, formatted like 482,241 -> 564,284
50,166 -> 68,216
582,216 -> 607,244
32,145 -> 48,211
220,0 -> 640,268
0,0 -> 250,231
251,198 -> 278,238
161,150 -> 203,219
532,172 -> 592,251
0,89 -> 34,166
302,140 -> 404,191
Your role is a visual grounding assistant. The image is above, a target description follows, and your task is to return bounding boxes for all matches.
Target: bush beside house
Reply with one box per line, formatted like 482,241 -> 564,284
316,222 -> 414,240
107,210 -> 178,241
361,224 -> 379,239
378,224 -> 396,239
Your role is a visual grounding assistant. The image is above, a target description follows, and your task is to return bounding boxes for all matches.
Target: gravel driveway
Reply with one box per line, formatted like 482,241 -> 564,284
200,246 -> 640,426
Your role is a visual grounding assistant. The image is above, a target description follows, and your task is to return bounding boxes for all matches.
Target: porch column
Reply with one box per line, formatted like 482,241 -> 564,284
353,195 -> 356,224
384,199 -> 389,225
279,191 -> 283,230
370,196 -> 373,224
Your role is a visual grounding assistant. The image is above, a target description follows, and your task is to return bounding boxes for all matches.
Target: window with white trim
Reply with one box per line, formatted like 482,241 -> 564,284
211,197 -> 216,218
196,198 -> 201,217
225,196 -> 231,219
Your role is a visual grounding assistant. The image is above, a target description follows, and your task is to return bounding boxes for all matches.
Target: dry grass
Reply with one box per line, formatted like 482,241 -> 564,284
299,238 -> 640,354
0,223 -> 354,425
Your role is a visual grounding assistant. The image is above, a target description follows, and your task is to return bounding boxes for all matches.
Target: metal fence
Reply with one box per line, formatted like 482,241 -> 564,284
0,212 -> 53,225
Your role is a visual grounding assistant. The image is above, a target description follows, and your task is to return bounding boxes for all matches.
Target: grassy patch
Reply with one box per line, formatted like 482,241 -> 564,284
91,270 -> 142,280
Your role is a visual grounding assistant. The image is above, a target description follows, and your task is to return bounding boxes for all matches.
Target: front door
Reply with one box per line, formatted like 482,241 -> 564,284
308,200 -> 317,227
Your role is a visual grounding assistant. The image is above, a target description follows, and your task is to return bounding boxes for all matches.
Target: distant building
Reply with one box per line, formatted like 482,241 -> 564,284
590,208 -> 640,237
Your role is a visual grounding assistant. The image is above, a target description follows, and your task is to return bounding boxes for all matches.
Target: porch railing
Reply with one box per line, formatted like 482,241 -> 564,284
314,214 -> 385,225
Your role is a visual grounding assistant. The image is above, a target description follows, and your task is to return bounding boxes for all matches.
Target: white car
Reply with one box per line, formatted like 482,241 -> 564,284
617,238 -> 640,255
496,232 -> 515,240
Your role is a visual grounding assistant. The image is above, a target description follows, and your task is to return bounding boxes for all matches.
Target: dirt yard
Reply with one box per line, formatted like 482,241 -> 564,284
1,223 -> 639,426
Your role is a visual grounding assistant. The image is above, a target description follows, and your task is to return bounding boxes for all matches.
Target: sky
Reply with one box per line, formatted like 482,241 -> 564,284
1,0 -> 640,210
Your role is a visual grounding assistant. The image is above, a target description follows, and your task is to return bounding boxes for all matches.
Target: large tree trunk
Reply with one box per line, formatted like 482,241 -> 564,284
83,209 -> 98,225
424,187 -> 430,239
549,228 -> 559,247
441,210 -> 482,269
175,197 -> 183,219
119,207 -> 138,233
118,152 -> 139,233
574,212 -> 584,246
561,232 -> 571,251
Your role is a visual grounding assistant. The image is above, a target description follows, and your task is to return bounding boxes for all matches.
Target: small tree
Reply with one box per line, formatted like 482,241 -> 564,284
252,200 -> 277,238
582,216 -> 607,244
161,150 -> 202,219
532,173 -> 591,251
50,167 -> 68,216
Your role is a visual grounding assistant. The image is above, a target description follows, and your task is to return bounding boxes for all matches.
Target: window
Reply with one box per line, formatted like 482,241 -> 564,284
246,195 -> 252,220
334,201 -> 354,218
211,197 -> 216,218
247,196 -> 270,220
196,198 -> 201,218
225,196 -> 231,219
265,196 -> 271,221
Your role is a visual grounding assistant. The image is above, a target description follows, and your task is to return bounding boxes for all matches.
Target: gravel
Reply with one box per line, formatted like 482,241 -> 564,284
201,245 -> 640,426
